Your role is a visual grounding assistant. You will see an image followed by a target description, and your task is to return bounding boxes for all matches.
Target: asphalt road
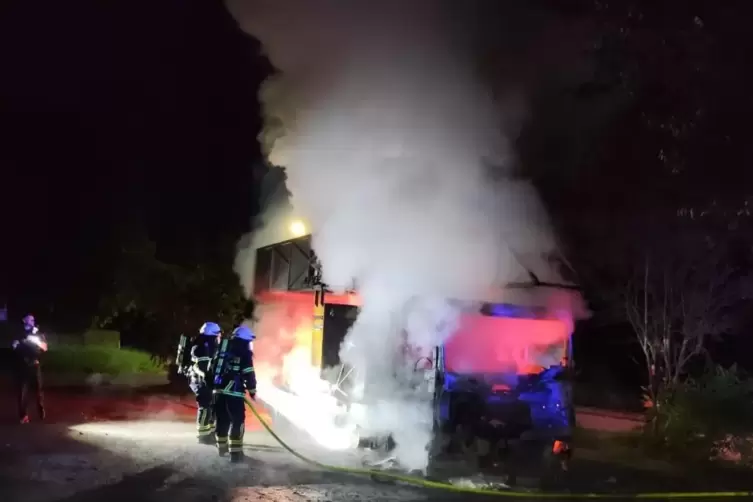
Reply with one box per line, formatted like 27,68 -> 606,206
0,395 -> 473,502
0,421 -> 436,502
0,388 -> 750,502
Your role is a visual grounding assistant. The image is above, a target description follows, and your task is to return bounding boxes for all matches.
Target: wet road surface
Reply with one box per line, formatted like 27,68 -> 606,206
0,389 -> 465,502
0,389 -> 749,501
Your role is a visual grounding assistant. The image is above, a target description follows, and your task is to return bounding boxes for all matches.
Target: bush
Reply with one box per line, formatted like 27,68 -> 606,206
43,345 -> 166,376
644,365 -> 753,463
82,329 -> 121,348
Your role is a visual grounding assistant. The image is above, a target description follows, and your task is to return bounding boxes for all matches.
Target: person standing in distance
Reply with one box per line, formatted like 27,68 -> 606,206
11,314 -> 48,423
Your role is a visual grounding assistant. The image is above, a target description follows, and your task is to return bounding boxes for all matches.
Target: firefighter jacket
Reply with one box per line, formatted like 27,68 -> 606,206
213,337 -> 256,398
189,336 -> 218,387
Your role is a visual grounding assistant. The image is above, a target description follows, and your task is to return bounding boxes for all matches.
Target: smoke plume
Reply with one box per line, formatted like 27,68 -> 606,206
229,0 -> 567,471
233,164 -> 300,297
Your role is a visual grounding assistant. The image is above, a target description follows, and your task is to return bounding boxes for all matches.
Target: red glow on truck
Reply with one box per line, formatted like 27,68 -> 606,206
443,315 -> 569,375
252,290 -> 571,381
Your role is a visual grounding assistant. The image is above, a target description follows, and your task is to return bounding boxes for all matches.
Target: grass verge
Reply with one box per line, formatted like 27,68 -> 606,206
574,427 -> 679,474
43,345 -> 166,376
574,426 -> 752,483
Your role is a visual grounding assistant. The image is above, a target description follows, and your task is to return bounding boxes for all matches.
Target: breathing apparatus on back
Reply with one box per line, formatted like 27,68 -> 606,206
210,325 -> 255,386
175,334 -> 193,375
176,322 -> 222,376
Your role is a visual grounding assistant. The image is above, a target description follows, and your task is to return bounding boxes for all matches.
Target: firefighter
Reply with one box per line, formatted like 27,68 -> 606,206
212,325 -> 256,463
190,321 -> 221,444
11,314 -> 48,423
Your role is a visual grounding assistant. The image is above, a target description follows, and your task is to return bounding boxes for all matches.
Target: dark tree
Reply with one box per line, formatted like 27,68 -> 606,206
98,225 -> 247,357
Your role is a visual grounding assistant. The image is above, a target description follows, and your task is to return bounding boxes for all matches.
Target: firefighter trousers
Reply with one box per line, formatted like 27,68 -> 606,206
195,385 -> 215,439
214,393 -> 245,460
14,364 -> 44,420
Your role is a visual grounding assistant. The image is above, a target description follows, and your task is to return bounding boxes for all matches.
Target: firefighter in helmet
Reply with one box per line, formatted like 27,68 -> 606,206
212,325 -> 256,462
190,321 -> 221,444
11,314 -> 48,423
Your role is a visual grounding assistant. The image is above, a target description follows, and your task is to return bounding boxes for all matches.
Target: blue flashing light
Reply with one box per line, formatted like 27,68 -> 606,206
438,373 -> 458,422
521,367 -> 572,431
485,303 -> 541,319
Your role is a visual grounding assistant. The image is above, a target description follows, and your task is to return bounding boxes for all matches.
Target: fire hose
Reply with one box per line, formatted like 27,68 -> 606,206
243,397 -> 753,499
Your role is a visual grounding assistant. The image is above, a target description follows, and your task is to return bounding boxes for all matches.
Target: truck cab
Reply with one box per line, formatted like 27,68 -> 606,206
426,301 -> 575,472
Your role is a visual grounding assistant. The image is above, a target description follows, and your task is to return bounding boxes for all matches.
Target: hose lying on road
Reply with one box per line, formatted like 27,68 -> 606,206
243,397 -> 751,499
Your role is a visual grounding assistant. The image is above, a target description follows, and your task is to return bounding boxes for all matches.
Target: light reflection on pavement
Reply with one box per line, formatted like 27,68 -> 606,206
0,411 -> 445,502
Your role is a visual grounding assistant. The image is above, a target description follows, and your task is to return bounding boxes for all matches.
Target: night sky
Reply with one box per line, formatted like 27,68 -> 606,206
1,0 -> 270,321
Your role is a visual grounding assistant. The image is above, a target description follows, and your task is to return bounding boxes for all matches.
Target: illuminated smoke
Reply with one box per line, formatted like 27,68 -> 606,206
233,164 -> 297,298
229,0 -> 570,471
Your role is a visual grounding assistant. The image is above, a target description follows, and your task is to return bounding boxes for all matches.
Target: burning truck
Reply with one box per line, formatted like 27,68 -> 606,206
250,231 -> 587,480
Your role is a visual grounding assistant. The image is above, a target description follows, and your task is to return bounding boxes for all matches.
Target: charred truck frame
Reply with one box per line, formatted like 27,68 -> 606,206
253,234 -> 580,479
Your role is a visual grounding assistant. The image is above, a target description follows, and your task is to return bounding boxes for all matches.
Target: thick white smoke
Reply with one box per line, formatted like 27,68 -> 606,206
233,164 -> 312,297
233,195 -> 294,298
229,0 -> 563,471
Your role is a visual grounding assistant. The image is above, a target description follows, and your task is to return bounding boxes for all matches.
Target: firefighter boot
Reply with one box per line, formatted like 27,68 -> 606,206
216,436 -> 228,457
196,405 -> 215,444
229,438 -> 244,463
198,433 -> 215,446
